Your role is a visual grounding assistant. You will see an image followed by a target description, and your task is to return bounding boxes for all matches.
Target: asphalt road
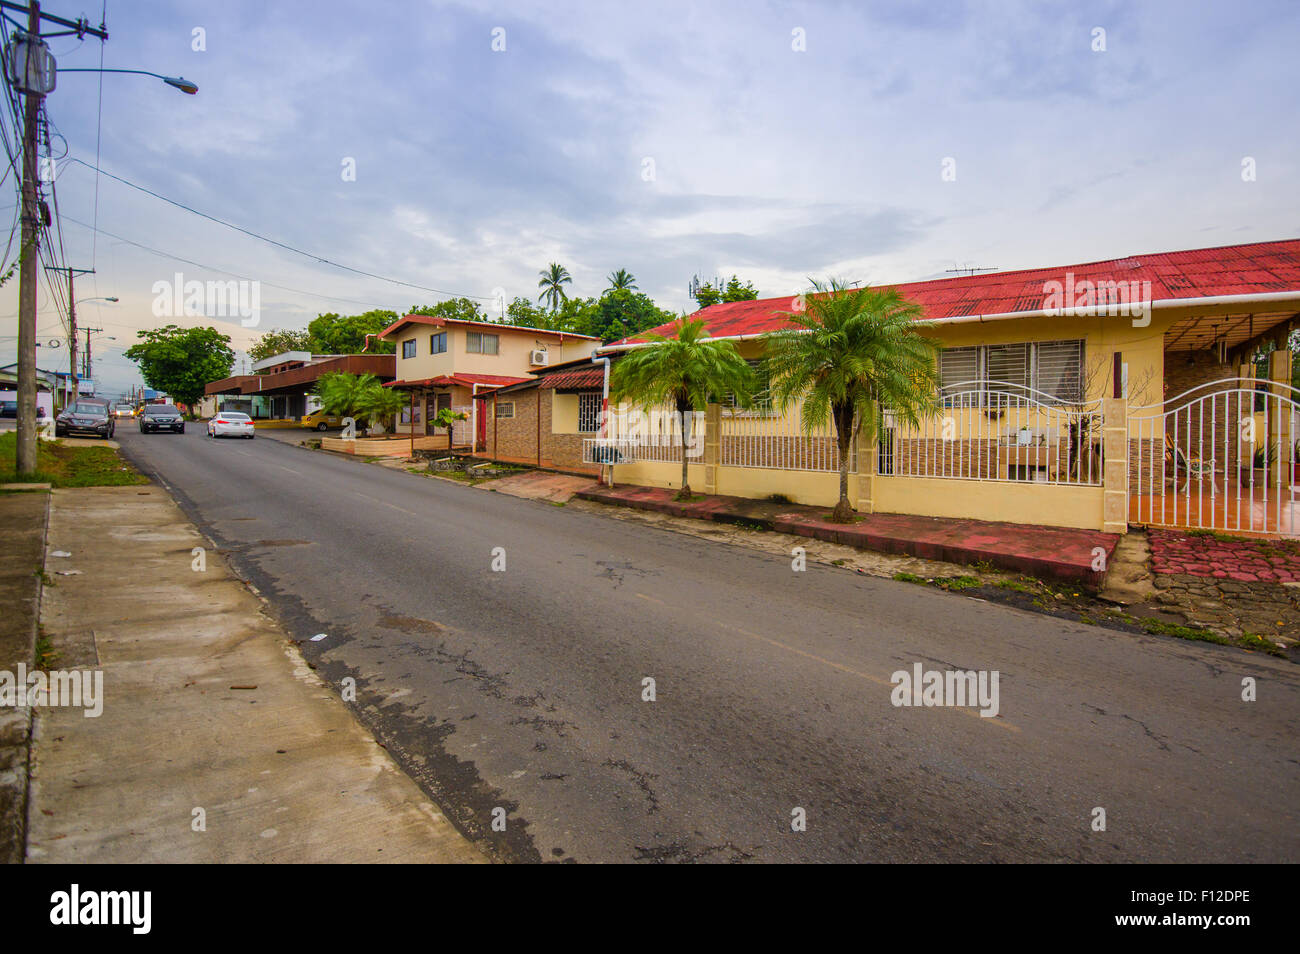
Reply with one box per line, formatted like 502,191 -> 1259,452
114,427 -> 1300,863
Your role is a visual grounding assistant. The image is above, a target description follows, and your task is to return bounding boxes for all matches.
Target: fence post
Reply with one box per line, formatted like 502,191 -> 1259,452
1267,350 -> 1293,492
854,403 -> 877,514
704,402 -> 721,496
1102,397 -> 1128,534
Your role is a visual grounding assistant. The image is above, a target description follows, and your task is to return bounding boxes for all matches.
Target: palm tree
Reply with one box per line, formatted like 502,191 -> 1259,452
357,383 -> 408,435
610,317 -> 754,499
606,268 -> 637,293
537,263 -> 572,312
314,372 -> 376,432
764,279 -> 940,523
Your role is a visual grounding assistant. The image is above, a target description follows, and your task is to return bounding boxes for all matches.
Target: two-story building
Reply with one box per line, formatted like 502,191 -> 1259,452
379,315 -> 601,448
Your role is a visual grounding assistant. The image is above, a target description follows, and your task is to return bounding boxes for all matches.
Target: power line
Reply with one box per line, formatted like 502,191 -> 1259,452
58,212 -> 412,311
63,156 -> 496,301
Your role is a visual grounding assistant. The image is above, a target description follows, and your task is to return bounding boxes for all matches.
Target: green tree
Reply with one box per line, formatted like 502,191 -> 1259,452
585,289 -> 675,343
504,296 -> 551,329
430,405 -> 469,449
124,325 -> 234,408
605,268 -> 637,293
409,298 -> 487,323
693,275 -> 759,310
248,328 -> 312,362
764,280 -> 940,522
357,382 -> 408,434
313,372 -> 377,428
537,263 -> 573,312
307,310 -> 398,354
610,317 -> 755,499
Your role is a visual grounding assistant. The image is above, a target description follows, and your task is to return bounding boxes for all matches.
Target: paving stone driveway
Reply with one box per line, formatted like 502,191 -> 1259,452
1147,529 -> 1300,643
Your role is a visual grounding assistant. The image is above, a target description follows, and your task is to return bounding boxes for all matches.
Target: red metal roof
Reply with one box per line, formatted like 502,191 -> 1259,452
615,238 -> 1300,345
384,373 -> 531,390
537,366 -> 605,390
379,313 -> 601,341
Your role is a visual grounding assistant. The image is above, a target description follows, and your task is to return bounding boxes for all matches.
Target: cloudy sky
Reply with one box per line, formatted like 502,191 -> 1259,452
2,0 -> 1297,394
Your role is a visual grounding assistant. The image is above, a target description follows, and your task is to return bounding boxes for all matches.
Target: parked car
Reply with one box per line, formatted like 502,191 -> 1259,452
138,404 -> 185,434
114,404 -> 135,418
208,411 -> 255,439
300,409 -> 343,431
0,400 -> 16,418
55,399 -> 115,439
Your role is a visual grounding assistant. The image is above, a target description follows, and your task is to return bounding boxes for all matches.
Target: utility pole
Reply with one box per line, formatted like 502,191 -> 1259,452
45,264 -> 93,402
83,326 -> 101,384
6,1 -> 108,473
14,1 -> 43,474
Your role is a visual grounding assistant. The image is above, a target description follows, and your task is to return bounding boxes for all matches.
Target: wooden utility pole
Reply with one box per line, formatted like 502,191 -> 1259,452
14,0 -> 43,474
8,1 -> 108,472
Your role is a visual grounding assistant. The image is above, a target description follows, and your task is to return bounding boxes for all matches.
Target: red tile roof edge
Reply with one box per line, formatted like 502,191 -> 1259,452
378,314 -> 601,341
608,237 -> 1300,346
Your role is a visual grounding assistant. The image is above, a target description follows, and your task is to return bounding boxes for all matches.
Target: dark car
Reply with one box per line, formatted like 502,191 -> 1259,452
0,400 -> 16,419
55,399 -> 115,439
139,404 -> 185,434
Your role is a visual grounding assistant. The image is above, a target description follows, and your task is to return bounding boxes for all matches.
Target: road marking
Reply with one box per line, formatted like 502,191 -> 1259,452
357,493 -> 417,516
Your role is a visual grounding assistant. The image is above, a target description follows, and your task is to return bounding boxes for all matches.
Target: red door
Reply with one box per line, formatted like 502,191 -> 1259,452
475,395 -> 488,450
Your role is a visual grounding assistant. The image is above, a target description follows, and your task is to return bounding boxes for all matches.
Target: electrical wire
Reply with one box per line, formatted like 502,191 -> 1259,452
63,157 -> 496,301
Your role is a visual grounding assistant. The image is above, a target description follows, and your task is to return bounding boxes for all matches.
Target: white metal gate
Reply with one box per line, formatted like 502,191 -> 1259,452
1129,379 -> 1300,536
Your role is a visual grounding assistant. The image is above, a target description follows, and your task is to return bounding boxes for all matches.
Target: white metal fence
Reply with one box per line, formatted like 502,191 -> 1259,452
719,402 -> 854,472
878,382 -> 1104,486
1129,379 -> 1299,535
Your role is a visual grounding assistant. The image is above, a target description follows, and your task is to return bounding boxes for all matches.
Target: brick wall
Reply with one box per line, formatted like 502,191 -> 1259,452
488,387 -> 596,470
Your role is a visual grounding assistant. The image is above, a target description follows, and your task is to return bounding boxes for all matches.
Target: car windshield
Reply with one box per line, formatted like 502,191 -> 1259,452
146,405 -> 179,415
116,405 -> 132,412
71,403 -> 106,414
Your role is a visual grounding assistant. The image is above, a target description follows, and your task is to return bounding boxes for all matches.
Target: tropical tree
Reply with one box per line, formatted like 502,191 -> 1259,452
249,328 -> 312,361
357,382 -> 408,434
610,317 -> 755,499
313,372 -> 378,432
693,275 -> 759,309
763,280 -> 940,522
431,406 -> 469,449
537,263 -> 572,312
307,310 -> 398,354
123,325 -> 234,407
605,268 -> 637,293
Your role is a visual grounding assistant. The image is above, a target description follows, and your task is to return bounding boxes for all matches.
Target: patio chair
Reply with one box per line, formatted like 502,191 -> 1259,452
1163,432 -> 1221,493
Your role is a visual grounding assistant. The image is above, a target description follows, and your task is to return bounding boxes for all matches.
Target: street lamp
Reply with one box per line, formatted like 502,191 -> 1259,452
58,68 -> 197,94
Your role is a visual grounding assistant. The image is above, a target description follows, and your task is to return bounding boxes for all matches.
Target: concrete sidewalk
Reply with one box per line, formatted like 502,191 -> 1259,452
577,484 -> 1120,587
27,486 -> 484,863
0,489 -> 48,864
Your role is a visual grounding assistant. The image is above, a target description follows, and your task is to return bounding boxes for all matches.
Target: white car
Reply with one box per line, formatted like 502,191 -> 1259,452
207,412 -> 256,439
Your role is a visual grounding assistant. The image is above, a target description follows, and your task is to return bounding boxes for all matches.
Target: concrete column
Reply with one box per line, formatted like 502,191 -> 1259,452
1267,350 -> 1294,489
853,403 -> 878,514
1102,397 -> 1128,534
703,403 -> 721,495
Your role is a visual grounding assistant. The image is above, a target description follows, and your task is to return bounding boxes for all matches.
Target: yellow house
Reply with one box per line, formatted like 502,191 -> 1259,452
378,314 -> 601,448
596,240 -> 1300,538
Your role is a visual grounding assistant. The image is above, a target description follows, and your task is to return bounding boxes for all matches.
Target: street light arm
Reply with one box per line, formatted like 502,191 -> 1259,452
58,68 -> 197,94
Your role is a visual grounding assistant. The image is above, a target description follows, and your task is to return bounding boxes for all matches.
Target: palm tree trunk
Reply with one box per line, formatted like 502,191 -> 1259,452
677,402 -> 692,499
831,404 -> 854,522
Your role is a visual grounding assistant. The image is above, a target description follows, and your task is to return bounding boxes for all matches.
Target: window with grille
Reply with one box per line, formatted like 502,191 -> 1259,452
401,339 -> 416,359
466,332 -> 499,355
725,359 -> 772,413
494,401 -> 514,419
939,347 -> 980,404
938,340 -> 1083,404
578,392 -> 602,432
1034,339 -> 1084,402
